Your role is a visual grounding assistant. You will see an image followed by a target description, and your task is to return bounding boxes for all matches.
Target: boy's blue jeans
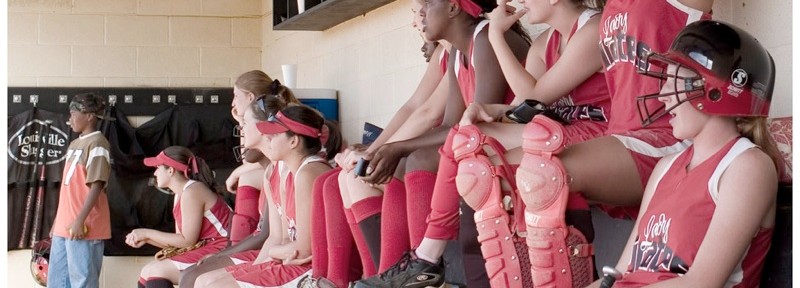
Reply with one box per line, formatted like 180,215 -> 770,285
47,236 -> 104,288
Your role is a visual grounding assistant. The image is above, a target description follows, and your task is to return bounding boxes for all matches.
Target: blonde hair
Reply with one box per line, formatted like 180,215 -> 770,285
235,70 -> 299,104
737,117 -> 783,176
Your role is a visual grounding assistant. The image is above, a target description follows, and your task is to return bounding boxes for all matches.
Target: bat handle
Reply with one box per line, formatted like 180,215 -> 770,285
599,266 -> 622,288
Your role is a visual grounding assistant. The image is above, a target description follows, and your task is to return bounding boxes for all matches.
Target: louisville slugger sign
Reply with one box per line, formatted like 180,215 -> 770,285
8,119 -> 69,166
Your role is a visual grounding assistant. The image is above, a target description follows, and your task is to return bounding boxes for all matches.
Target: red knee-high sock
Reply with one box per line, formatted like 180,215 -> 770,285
404,170 -> 437,248
425,127 -> 463,241
311,168 -> 340,278
346,208 -> 377,277
351,195 -> 383,271
322,170 -> 359,287
229,185 -> 260,245
378,178 -> 410,272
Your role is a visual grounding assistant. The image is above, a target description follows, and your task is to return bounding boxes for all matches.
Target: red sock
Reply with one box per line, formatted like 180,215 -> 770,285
350,196 -> 383,223
311,168 -> 340,278
404,170 -> 436,248
322,169 -> 358,287
346,208 -> 377,277
378,178 -> 410,272
229,185 -> 260,245
567,193 -> 590,210
351,195 -> 384,272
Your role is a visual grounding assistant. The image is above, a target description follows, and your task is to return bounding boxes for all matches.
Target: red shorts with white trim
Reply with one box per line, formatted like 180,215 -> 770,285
224,260 -> 311,287
230,250 -> 259,265
610,127 -> 689,185
602,128 -> 690,219
168,238 -> 228,270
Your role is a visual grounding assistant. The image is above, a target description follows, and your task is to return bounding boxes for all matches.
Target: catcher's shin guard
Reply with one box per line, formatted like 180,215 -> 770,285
516,116 -> 593,288
452,125 -> 525,288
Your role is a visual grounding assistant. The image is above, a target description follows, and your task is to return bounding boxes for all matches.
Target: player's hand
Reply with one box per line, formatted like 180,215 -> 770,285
282,250 -> 312,266
359,143 -> 404,185
231,106 -> 244,123
225,172 -> 240,193
460,103 -> 496,126
67,221 -> 87,240
488,0 -> 528,35
335,144 -> 368,171
125,228 -> 148,247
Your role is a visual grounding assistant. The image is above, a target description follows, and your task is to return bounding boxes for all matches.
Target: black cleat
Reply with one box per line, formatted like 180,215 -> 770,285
353,252 -> 445,288
297,275 -> 337,288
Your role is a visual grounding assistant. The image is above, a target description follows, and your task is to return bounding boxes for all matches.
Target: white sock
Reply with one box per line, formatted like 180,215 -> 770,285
414,248 -> 439,264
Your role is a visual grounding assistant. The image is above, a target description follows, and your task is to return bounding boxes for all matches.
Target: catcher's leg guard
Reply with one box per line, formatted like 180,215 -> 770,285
452,125 -> 525,288
516,116 -> 593,288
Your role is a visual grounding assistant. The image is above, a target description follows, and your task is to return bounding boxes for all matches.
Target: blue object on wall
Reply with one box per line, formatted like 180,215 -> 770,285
294,88 -> 338,122
299,98 -> 338,121
362,122 -> 383,145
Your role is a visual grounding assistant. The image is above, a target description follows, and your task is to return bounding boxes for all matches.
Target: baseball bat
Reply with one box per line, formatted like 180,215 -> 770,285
18,118 -> 47,248
30,120 -> 53,247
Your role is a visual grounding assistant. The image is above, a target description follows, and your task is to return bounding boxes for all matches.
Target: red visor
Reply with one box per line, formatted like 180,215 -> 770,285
144,151 -> 188,173
256,111 -> 329,144
451,0 -> 482,18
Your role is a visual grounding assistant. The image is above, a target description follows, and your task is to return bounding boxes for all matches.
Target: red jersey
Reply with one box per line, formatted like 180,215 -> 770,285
439,48 -> 449,76
618,138 -> 773,287
546,9 -> 611,122
257,162 -> 285,233
599,0 -> 709,133
173,180 -> 233,240
270,156 -> 328,242
454,20 -> 516,105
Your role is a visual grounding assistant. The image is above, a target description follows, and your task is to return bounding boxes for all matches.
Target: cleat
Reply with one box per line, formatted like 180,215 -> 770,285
352,252 -> 445,288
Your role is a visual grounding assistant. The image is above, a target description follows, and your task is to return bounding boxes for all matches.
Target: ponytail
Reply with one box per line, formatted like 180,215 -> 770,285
186,156 -> 221,195
321,120 -> 343,161
737,117 -> 783,177
160,146 -> 223,196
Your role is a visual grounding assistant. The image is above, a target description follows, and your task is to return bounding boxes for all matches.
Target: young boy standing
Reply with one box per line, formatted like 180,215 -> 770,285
48,93 -> 112,288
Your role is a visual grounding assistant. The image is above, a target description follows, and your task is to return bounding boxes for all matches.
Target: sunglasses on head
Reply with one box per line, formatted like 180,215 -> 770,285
255,94 -> 272,114
267,112 -> 291,131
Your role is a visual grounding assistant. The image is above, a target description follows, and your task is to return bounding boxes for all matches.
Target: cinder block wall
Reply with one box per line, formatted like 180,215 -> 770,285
6,0 -> 792,287
8,0 -> 263,87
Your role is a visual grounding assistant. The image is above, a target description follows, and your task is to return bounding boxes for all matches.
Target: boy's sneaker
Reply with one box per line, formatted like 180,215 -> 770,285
353,252 -> 445,288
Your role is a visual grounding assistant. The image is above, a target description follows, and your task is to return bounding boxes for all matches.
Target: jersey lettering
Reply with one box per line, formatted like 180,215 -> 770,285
600,12 -> 653,72
628,213 -> 689,275
63,149 -> 83,184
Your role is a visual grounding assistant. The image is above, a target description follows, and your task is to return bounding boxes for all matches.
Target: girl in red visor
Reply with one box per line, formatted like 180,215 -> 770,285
128,146 -> 233,288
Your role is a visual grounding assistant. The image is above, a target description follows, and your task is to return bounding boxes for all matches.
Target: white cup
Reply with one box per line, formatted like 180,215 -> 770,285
282,64 -> 298,89
297,0 -> 306,13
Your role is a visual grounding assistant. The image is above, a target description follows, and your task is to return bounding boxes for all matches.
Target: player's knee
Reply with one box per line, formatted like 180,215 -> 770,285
194,272 -> 215,288
139,261 -> 160,278
405,148 -> 439,172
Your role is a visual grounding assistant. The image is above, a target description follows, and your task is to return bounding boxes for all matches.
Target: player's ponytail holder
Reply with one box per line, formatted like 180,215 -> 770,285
184,156 -> 200,178
269,79 -> 282,94
319,124 -> 330,147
